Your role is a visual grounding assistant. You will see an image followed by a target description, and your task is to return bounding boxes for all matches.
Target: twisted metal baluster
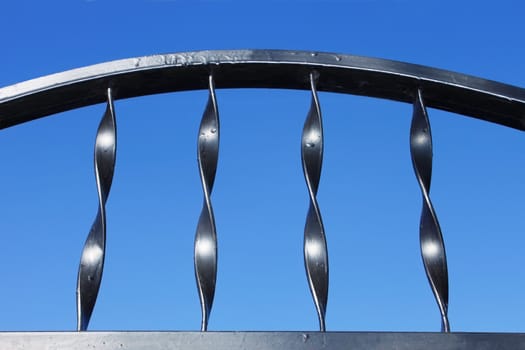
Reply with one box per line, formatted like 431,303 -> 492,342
195,75 -> 219,331
302,72 -> 328,332
76,88 -> 117,331
410,89 -> 450,332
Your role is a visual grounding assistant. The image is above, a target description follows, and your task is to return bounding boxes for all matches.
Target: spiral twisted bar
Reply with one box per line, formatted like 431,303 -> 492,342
76,88 -> 117,331
410,89 -> 449,332
302,72 -> 328,331
194,75 -> 219,331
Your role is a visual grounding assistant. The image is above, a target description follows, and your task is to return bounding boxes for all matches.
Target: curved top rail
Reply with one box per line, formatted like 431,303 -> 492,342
1,49 -> 524,130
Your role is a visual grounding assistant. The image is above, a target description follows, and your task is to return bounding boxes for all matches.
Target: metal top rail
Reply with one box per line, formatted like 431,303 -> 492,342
1,50 -> 525,130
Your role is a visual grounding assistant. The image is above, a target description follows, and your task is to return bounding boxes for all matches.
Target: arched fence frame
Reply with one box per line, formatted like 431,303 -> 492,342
1,50 -> 524,349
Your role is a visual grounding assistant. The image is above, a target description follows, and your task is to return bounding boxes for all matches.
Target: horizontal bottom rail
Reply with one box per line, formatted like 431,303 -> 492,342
0,331 -> 524,350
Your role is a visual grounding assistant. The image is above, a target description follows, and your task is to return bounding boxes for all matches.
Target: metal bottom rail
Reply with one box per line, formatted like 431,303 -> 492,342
1,331 -> 524,350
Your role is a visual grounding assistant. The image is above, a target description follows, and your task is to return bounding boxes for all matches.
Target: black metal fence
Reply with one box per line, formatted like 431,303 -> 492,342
1,50 -> 524,349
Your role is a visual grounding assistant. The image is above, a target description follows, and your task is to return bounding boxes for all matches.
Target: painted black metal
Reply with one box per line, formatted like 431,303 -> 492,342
302,72 -> 328,332
1,50 -> 524,345
76,88 -> 117,331
194,75 -> 219,332
1,50 -> 525,130
410,90 -> 449,332
0,332 -> 524,350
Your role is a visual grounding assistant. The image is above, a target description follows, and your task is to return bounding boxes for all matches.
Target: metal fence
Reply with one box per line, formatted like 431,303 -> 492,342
1,50 -> 524,349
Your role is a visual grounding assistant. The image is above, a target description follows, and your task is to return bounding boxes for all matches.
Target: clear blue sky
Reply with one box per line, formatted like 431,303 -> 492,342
0,0 -> 524,333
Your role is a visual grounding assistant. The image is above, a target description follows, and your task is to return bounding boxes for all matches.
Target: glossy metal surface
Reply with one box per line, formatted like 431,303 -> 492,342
1,50 -> 524,131
1,50 -> 524,339
302,73 -> 328,331
76,88 -> 117,331
410,89 -> 449,332
194,75 -> 219,331
2,331 -> 524,350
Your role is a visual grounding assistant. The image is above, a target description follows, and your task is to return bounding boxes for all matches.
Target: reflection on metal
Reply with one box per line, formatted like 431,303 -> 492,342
410,89 -> 449,332
3,331 -> 524,350
302,72 -> 328,331
194,75 -> 219,331
1,50 -> 525,339
76,88 -> 117,331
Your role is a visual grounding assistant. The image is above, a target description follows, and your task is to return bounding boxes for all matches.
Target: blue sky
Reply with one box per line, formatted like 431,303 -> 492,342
0,0 -> 524,333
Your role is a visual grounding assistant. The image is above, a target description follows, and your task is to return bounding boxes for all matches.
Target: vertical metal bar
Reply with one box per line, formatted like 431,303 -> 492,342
76,88 -> 117,331
194,75 -> 220,332
302,72 -> 329,331
410,89 -> 450,332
